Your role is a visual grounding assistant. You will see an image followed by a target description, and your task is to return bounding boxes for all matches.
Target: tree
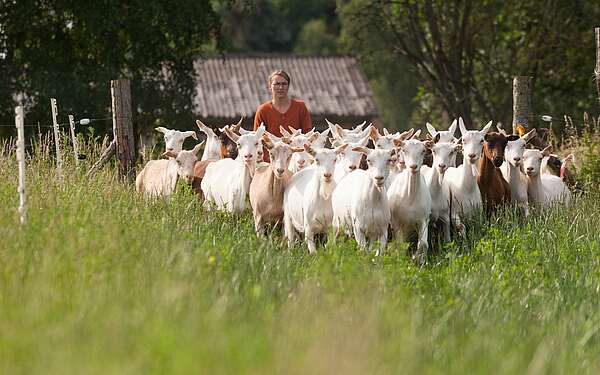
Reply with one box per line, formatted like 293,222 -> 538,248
0,0 -> 222,137
339,0 -> 600,130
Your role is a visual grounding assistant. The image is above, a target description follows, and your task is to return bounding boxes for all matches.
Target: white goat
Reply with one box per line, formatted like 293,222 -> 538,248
283,143 -> 348,253
196,117 -> 243,161
370,127 -> 415,188
332,148 -> 394,254
136,142 -> 204,197
426,119 -> 458,143
388,139 -> 432,263
523,147 -> 572,207
500,128 -> 537,216
201,126 -> 265,213
421,140 -> 462,241
332,135 -> 370,183
443,119 -> 492,235
286,130 -> 319,173
155,127 -> 198,155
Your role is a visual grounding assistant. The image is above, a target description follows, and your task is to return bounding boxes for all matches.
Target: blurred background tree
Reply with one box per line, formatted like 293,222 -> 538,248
0,0 -> 221,136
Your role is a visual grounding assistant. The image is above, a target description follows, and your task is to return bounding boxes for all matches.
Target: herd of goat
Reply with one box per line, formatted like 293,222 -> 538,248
135,118 -> 573,261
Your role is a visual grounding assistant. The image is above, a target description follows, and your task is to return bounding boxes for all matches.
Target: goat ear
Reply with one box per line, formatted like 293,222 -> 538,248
507,135 -> 520,142
262,136 -> 274,150
307,132 -> 319,143
496,122 -> 508,136
239,127 -> 251,135
392,139 -> 404,148
196,120 -> 215,137
426,122 -> 437,137
184,131 -> 198,140
369,126 -> 380,140
411,129 -> 421,139
162,150 -> 178,158
458,117 -> 467,135
224,128 -> 239,142
352,146 -> 371,155
304,143 -> 317,157
280,136 -> 291,144
325,118 -> 340,139
334,143 -> 349,155
481,120 -> 493,134
331,139 -> 342,148
382,128 -> 390,136
280,126 -> 292,138
235,116 -> 244,128
265,132 -> 281,144
319,128 -> 331,138
523,129 -> 537,143
396,128 -> 414,141
335,124 -> 345,137
542,146 -> 552,156
155,127 -> 168,134
230,122 -> 242,134
192,141 -> 205,156
448,119 -> 457,135
433,133 -> 441,143
255,126 -> 265,139
358,134 -> 370,147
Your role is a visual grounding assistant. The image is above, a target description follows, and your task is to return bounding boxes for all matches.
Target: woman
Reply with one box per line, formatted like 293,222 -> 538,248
253,70 -> 312,160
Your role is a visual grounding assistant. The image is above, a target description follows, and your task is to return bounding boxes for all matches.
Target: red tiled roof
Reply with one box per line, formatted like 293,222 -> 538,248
194,54 -> 378,119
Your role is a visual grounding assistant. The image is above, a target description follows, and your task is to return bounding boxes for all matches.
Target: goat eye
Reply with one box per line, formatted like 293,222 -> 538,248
255,142 -> 259,147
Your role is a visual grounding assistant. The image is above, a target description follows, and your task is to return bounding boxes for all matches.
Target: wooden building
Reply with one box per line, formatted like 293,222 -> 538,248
193,54 -> 379,130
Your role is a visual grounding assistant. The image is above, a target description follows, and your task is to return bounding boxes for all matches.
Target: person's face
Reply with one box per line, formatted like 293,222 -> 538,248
270,75 -> 289,99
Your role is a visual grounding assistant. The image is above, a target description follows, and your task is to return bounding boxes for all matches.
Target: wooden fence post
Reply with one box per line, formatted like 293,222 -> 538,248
15,106 -> 27,225
111,79 -> 136,181
50,98 -> 63,183
68,114 -> 80,168
595,28 -> 600,106
512,76 -> 532,134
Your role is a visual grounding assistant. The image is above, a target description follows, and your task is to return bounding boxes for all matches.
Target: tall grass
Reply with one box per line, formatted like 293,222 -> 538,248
0,135 -> 599,374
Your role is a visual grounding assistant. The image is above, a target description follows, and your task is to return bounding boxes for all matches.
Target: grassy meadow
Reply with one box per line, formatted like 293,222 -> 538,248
1,136 -> 600,374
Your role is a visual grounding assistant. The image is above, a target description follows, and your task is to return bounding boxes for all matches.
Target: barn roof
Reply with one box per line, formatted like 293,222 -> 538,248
193,54 -> 378,120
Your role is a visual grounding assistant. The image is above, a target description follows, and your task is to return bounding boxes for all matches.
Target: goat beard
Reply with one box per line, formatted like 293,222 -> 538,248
320,179 -> 334,200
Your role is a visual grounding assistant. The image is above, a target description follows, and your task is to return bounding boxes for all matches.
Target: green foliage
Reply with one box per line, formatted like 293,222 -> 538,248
1,138 -> 600,373
338,0 -> 600,130
0,0 -> 222,136
294,19 -> 338,55
218,0 -> 337,52
575,133 -> 600,186
337,0 -> 416,129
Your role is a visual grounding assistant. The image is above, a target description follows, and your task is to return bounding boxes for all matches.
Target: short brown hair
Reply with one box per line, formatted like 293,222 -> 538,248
268,70 -> 291,87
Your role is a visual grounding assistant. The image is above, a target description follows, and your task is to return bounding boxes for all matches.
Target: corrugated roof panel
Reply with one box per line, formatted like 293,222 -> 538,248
193,55 -> 378,119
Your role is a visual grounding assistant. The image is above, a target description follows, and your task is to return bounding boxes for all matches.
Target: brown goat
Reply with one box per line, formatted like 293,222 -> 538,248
477,132 -> 519,214
249,136 -> 301,235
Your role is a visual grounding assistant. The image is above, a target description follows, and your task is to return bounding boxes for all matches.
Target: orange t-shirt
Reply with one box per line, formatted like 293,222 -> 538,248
253,99 -> 313,161
253,99 -> 312,137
